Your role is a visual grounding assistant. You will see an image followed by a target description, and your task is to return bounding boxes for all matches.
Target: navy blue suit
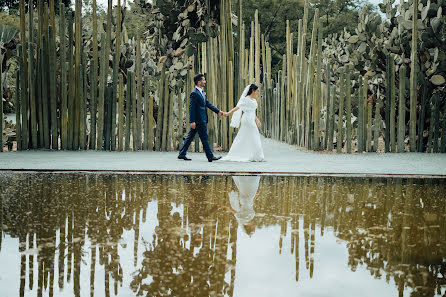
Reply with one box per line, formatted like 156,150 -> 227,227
179,87 -> 220,160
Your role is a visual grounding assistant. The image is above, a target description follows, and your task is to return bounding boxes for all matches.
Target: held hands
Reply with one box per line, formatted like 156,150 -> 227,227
219,111 -> 229,117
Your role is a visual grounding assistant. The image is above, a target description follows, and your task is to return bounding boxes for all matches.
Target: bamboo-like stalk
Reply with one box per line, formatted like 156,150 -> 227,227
336,69 -> 344,153
286,20 -> 292,138
389,57 -> 396,152
161,75 -> 169,151
97,33 -> 107,150
155,68 -> 165,151
67,12 -> 74,150
432,92 -> 440,153
313,22 -> 322,150
238,0 -> 244,92
104,85 -> 112,150
255,9 -> 261,86
135,34 -> 142,151
345,66 -> 352,153
90,0 -> 98,150
19,0 -> 28,137
60,4 -> 68,150
397,65 -> 406,152
266,43 -> 271,89
358,75 -> 364,153
167,88 -> 175,151
219,2 -> 229,151
118,74 -> 124,151
249,21 -> 254,84
280,59 -> 286,141
384,55 -> 390,153
132,68 -> 139,151
362,76 -> 368,150
15,72 -> 22,150
125,71 -> 133,151
409,0 -> 418,152
39,42 -> 49,149
29,43 -> 38,148
74,0 -> 82,150
228,60 -> 234,148
326,64 -> 334,151
427,94 -> 434,152
18,48 -> 28,150
367,99 -> 372,152
305,8 -> 319,149
373,89 -> 381,152
143,76 -> 150,151
148,94 -> 154,151
417,82 -> 427,152
36,39 -> 43,147
111,0 -> 122,151
80,53 -> 87,150
79,58 -> 85,149
48,26 -> 58,150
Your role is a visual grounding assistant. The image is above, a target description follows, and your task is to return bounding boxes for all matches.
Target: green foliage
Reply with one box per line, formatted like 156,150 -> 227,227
0,0 -> 72,13
238,0 -> 375,76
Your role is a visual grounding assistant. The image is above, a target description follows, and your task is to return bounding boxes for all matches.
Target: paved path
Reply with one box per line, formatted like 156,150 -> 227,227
1,137 -> 445,177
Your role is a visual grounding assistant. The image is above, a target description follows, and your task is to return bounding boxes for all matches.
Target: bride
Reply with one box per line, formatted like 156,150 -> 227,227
221,84 -> 265,162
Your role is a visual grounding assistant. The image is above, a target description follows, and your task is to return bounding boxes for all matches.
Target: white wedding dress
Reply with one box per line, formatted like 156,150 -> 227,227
222,88 -> 265,162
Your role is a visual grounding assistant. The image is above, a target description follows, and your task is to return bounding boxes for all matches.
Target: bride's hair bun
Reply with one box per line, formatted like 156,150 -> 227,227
247,84 -> 259,96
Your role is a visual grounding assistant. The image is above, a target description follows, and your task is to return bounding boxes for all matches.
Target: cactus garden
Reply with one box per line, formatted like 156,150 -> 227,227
0,0 -> 444,154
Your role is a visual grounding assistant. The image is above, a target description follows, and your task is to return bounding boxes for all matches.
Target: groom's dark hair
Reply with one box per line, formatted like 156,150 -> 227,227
194,74 -> 205,85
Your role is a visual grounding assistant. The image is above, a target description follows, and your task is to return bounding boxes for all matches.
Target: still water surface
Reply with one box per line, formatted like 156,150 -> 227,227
0,173 -> 445,297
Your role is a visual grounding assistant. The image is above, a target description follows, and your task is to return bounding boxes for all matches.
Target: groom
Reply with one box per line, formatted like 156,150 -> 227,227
178,74 -> 227,162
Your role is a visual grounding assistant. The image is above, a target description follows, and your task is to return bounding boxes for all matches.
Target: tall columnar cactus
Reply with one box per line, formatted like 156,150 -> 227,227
97,33 -> 107,150
409,0 -> 418,152
358,75 -> 364,153
136,34 -> 143,151
389,57 -> 396,152
384,55 -> 391,153
90,0 -> 98,150
337,69 -> 345,154
60,3 -> 68,150
313,22 -> 323,150
345,66 -> 352,153
398,65 -> 406,152
15,72 -> 21,151
48,26 -> 58,150
28,41 -> 37,149
305,8 -> 319,149
118,74 -> 124,151
373,90 -> 381,152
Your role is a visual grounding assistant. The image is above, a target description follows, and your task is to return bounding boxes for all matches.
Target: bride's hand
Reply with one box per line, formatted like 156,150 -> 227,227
256,119 -> 261,128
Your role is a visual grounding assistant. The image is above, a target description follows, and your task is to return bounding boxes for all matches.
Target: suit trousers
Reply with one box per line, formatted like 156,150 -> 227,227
179,123 -> 214,159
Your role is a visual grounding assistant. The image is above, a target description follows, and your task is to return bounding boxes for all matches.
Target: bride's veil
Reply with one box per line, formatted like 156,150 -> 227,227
230,84 -> 251,128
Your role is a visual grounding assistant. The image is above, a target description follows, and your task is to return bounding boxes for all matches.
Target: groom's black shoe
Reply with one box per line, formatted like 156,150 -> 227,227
208,156 -> 222,162
178,155 -> 192,161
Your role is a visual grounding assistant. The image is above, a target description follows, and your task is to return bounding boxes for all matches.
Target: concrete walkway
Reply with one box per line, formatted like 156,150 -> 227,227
1,137 -> 445,177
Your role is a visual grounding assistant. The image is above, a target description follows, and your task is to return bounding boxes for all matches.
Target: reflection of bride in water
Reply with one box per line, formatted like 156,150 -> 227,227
227,176 -> 260,236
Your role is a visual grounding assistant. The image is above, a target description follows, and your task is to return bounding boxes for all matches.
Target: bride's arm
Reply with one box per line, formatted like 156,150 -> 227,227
228,106 -> 240,115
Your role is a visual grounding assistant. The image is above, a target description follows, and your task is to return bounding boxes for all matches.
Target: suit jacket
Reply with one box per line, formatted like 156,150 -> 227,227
189,87 -> 220,124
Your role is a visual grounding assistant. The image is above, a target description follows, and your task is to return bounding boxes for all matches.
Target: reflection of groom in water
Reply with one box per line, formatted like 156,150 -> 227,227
178,74 -> 228,162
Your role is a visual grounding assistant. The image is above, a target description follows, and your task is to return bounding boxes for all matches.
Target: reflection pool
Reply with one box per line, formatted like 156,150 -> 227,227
0,173 -> 445,297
